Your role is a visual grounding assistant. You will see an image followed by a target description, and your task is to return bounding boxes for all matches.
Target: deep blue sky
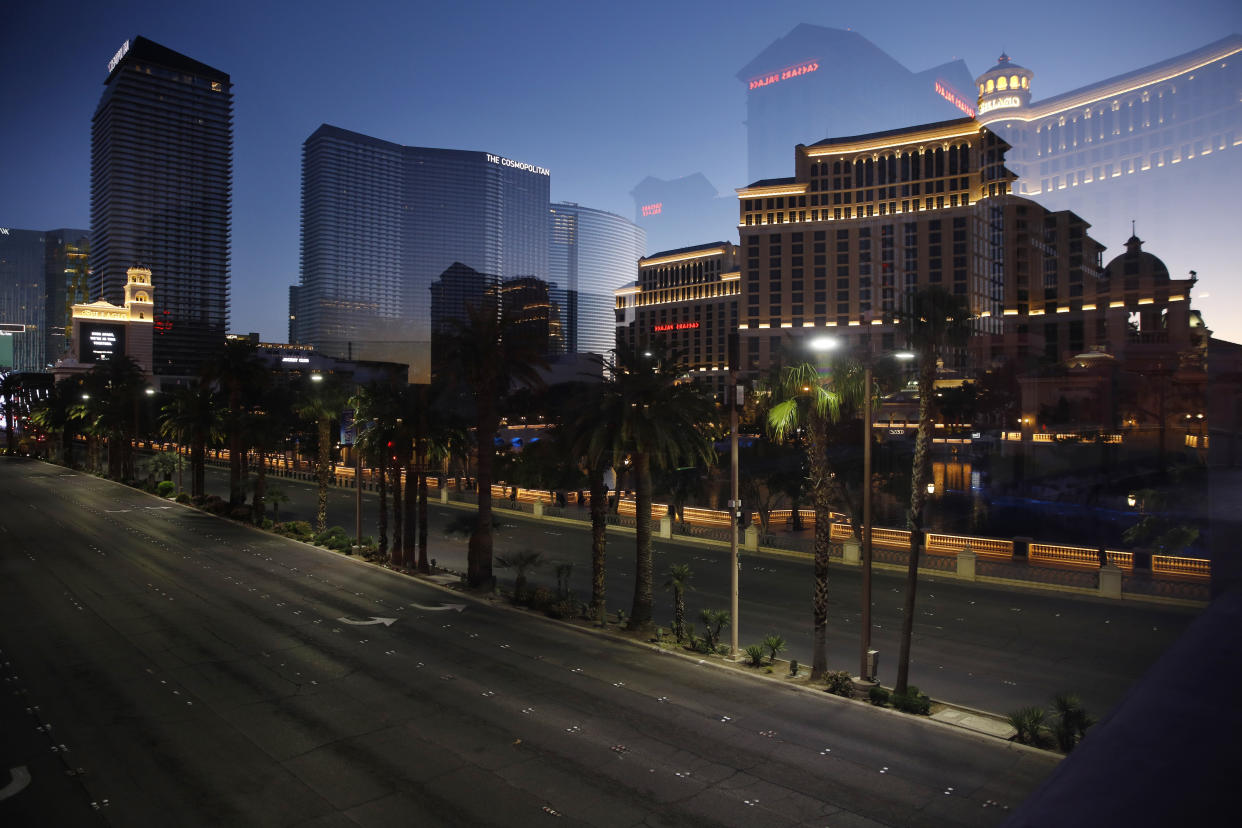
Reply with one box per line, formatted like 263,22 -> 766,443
2,0 -> 1239,342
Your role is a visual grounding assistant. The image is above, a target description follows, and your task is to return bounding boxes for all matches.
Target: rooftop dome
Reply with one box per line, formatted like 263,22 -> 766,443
1102,233 -> 1170,283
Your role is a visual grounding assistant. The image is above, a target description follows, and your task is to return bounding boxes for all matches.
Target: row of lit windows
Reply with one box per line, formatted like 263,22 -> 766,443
980,74 -> 1029,95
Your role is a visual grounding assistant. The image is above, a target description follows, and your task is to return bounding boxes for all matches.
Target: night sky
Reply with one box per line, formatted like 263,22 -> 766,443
2,0 -> 1239,342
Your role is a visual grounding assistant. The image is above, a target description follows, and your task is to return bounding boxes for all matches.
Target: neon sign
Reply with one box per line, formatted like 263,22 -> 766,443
641,202 -> 662,217
934,80 -> 976,117
653,322 -> 699,332
485,153 -> 550,176
108,40 -> 130,74
979,95 -> 1022,115
748,60 -> 819,91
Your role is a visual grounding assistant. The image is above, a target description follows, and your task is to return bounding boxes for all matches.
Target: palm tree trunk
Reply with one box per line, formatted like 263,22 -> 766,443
469,410 -> 497,590
253,449 -> 267,525
629,452 -> 655,633
401,460 -> 416,569
589,465 -> 608,625
896,357 -> 937,695
390,458 -> 403,567
191,436 -> 205,497
673,588 -> 685,641
417,452 -> 429,573
315,417 -> 331,533
377,460 -> 389,559
809,416 -> 832,681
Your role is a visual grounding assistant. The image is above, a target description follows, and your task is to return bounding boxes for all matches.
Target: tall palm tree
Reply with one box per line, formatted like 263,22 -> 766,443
248,379 -> 297,525
352,381 -> 403,560
441,299 -> 547,590
202,339 -> 266,506
561,377 -> 621,626
608,343 -> 717,635
295,373 -> 350,533
30,376 -> 84,465
73,355 -> 147,479
767,352 -> 866,680
894,287 -> 973,695
159,382 -> 218,497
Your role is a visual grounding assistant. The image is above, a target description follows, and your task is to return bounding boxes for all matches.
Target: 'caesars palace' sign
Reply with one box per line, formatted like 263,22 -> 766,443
748,60 -> 819,91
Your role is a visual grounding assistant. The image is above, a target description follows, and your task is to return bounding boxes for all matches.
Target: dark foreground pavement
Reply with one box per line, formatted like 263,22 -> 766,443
0,458 -> 1058,826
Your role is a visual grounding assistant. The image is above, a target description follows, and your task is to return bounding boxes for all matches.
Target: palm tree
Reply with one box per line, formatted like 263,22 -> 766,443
894,287 -> 973,695
441,299 -> 547,590
247,380 -> 296,525
495,549 -> 544,603
159,383 -> 217,498
30,376 -> 84,465
202,339 -> 266,506
73,355 -> 147,479
663,563 -> 693,642
352,381 -> 403,560
295,373 -> 350,533
562,377 -> 622,626
767,352 -> 866,680
608,343 -> 717,635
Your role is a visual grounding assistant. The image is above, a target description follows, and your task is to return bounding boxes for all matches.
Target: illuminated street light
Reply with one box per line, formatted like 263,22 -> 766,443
310,373 -> 323,382
808,335 -> 839,352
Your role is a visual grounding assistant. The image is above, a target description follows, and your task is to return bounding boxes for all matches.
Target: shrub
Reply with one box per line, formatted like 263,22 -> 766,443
868,686 -> 891,706
176,492 -> 192,504
261,518 -> 274,530
1007,705 -> 1048,745
824,670 -> 854,698
788,659 -> 799,677
156,481 -> 176,498
203,495 -> 229,515
229,505 -> 252,521
529,586 -> 555,611
546,599 -> 579,620
744,644 -> 766,666
278,521 -> 314,540
314,526 -> 351,551
892,685 -> 931,715
699,608 -> 730,651
1050,693 -> 1094,752
762,633 -> 787,665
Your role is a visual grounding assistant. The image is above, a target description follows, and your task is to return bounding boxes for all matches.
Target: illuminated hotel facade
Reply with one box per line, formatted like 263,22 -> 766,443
292,125 -> 551,382
90,37 -> 232,378
549,202 -> 645,355
615,242 -> 740,397
973,35 -> 1241,278
735,118 -> 1017,373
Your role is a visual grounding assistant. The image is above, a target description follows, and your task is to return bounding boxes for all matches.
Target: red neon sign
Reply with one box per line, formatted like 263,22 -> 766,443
748,60 -> 819,91
653,322 -> 699,332
935,80 -> 976,117
641,202 -> 662,217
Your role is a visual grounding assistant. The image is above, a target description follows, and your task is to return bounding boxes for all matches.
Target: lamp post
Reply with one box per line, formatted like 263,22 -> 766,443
858,347 -> 913,682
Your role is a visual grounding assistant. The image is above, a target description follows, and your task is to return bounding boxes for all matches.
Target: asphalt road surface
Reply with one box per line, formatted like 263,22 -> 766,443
218,464 -> 1199,716
0,457 -> 1058,826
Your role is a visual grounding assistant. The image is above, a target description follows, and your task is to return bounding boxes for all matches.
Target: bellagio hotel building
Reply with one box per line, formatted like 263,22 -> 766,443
619,115 -> 1199,392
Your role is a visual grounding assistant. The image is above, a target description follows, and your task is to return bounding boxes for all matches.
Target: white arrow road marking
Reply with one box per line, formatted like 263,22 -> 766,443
409,602 -> 466,612
0,766 -> 31,800
336,616 -> 397,626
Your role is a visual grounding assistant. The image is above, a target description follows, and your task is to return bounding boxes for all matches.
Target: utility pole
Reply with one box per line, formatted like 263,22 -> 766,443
860,356 -> 874,681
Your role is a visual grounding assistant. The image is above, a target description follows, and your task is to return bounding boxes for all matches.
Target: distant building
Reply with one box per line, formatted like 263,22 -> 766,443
501,276 -> 566,356
737,24 -> 977,183
615,242 -> 741,398
44,230 -> 91,365
0,228 -> 50,372
628,174 -> 734,258
90,36 -> 232,378
293,124 -> 551,382
55,265 -> 156,380
549,202 -> 645,355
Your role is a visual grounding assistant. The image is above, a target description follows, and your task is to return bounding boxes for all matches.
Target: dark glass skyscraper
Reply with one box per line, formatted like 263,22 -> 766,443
294,124 -> 551,382
549,202 -> 645,355
90,36 -> 232,377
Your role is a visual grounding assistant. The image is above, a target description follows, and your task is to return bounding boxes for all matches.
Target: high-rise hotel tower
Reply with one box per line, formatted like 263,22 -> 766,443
292,125 -> 551,382
90,37 -> 232,377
